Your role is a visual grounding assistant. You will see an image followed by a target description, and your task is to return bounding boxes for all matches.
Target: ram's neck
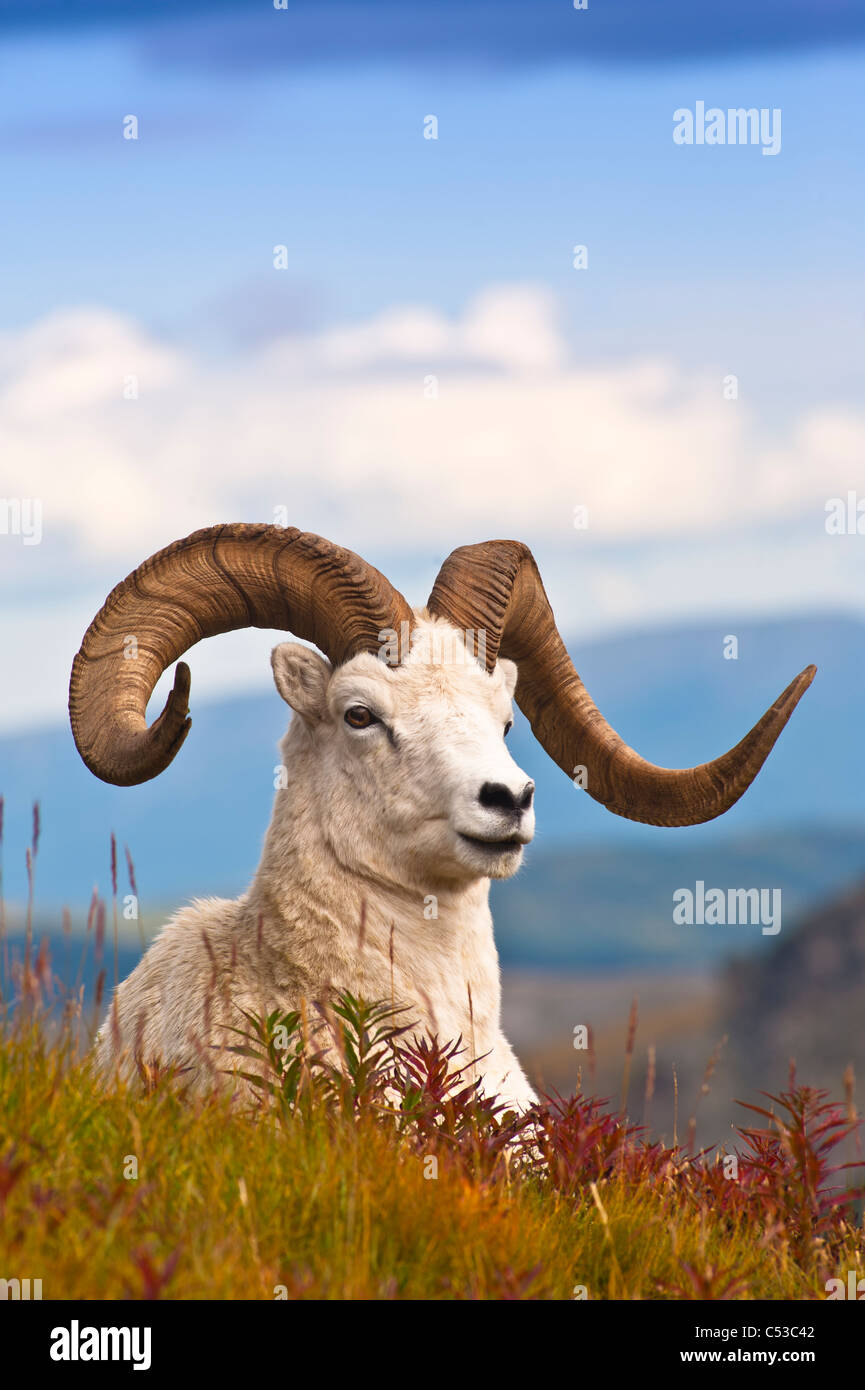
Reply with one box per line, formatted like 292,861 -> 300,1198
246,735 -> 502,1047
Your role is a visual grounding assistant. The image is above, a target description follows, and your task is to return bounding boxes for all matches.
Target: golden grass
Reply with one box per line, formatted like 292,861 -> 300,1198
1,1011 -> 860,1301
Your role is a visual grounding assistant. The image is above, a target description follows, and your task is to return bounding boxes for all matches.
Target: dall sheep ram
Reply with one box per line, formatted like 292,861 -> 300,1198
70,524 -> 815,1109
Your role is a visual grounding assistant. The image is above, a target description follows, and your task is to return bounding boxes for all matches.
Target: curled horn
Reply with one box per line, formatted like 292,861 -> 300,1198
69,523 -> 413,786
428,540 -> 815,827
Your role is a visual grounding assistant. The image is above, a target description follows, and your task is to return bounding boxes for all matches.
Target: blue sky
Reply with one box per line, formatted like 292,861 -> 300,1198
1,1 -> 864,733
2,30 -> 863,368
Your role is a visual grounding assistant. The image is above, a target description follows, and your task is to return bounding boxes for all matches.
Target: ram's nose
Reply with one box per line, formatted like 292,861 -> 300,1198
477,780 -> 535,815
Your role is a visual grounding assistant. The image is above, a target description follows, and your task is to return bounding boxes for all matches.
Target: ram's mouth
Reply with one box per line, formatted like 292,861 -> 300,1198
458,832 -> 525,853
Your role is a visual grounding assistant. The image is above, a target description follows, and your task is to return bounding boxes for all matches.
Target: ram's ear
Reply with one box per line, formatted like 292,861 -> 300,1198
271,643 -> 332,724
498,658 -> 519,699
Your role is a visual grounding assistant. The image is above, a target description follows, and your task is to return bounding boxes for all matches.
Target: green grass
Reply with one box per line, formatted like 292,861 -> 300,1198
1,996 -> 863,1301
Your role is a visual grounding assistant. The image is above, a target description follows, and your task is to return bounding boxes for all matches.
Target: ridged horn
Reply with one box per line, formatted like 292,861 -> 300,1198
428,540 -> 815,827
69,523 -> 413,786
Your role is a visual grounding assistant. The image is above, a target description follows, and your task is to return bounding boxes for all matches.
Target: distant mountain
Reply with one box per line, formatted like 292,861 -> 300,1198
491,825 -> 865,969
722,878 -> 865,1088
507,610 -> 864,847
1,612 -> 862,943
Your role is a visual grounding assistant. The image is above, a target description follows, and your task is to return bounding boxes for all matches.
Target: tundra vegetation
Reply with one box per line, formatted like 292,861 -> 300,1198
1,879 -> 863,1300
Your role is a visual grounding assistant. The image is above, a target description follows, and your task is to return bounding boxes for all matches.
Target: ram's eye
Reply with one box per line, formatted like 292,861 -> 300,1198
345,705 -> 378,730
504,719 -> 513,738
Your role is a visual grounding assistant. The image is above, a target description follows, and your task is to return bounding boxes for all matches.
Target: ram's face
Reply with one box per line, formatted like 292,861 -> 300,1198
272,620 -> 535,889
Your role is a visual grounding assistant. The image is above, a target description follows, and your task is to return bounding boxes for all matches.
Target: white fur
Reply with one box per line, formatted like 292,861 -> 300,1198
93,614 -> 538,1109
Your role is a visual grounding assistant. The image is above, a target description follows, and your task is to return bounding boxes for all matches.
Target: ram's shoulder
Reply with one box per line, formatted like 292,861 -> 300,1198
147,896 -> 246,960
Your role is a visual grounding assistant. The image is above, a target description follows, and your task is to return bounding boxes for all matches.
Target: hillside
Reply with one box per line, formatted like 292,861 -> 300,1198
2,1002 -> 862,1306
723,878 -> 865,1094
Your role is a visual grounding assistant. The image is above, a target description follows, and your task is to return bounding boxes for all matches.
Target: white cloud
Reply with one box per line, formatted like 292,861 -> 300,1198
2,284 -> 865,732
0,309 -> 185,415
3,285 -> 863,567
261,284 -> 566,375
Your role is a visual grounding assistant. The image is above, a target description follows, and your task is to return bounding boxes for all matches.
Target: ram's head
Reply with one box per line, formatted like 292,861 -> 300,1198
69,525 -> 815,879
